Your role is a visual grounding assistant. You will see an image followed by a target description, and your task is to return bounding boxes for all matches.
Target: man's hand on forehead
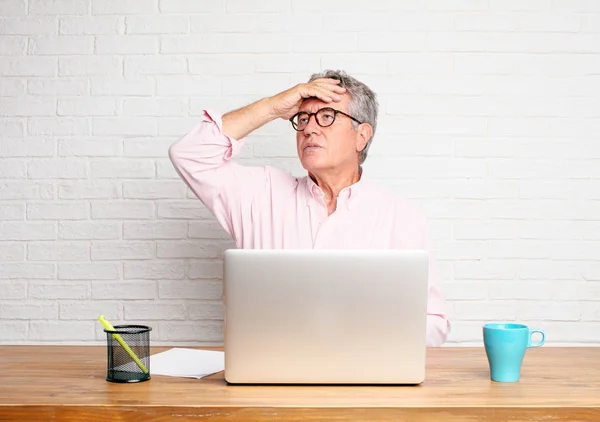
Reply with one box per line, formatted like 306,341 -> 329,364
266,78 -> 347,120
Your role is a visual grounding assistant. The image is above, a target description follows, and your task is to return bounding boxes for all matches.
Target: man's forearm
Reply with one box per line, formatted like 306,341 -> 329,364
222,97 -> 277,141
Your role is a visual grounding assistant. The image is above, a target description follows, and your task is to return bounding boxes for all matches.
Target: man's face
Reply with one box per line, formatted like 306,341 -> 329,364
295,95 -> 367,174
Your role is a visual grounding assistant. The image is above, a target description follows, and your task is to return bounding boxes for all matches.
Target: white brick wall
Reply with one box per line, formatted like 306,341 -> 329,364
0,0 -> 599,346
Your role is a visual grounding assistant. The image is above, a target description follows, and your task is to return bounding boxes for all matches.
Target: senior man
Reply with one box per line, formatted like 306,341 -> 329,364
169,70 -> 450,346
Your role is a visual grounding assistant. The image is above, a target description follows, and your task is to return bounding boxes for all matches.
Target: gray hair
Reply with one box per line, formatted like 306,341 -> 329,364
308,69 -> 378,165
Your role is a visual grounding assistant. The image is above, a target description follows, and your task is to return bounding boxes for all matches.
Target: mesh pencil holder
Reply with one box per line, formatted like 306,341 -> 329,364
104,325 -> 152,383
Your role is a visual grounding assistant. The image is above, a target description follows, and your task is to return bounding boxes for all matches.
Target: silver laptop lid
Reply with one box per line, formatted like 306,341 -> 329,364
223,249 -> 429,384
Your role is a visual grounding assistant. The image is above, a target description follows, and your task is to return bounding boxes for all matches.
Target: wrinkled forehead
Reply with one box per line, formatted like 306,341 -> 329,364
299,95 -> 350,114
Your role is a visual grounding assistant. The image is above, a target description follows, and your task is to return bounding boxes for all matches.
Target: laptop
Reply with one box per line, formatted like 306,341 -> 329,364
222,249 -> 429,385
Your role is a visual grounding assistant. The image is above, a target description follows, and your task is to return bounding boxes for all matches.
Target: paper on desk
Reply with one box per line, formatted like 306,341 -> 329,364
149,348 -> 224,379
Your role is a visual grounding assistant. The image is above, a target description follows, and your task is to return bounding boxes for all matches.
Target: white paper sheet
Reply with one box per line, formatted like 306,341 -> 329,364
149,348 -> 225,379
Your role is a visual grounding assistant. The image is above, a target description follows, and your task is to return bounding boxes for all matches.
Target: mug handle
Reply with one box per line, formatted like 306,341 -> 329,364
528,329 -> 545,347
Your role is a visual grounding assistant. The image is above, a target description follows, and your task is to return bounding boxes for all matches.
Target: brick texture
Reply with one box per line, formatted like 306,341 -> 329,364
0,0 -> 598,346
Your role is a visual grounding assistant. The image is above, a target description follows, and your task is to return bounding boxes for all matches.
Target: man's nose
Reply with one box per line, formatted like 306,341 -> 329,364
302,114 -> 320,134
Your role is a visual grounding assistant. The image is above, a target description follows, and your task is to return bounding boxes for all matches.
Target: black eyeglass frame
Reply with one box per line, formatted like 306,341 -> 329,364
289,107 -> 363,131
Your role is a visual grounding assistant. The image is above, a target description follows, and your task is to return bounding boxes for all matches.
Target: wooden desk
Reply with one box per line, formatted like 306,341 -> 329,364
0,346 -> 598,421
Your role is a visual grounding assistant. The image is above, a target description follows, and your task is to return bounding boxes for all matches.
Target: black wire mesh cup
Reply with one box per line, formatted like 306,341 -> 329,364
104,325 -> 152,383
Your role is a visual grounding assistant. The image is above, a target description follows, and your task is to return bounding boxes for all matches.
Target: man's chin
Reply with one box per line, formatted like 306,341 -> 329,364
299,157 -> 326,173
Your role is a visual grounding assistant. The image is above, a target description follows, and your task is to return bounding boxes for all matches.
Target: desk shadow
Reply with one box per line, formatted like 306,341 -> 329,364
224,381 -> 423,387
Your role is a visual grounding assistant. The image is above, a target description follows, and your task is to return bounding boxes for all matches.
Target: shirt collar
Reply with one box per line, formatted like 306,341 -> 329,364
305,167 -> 365,208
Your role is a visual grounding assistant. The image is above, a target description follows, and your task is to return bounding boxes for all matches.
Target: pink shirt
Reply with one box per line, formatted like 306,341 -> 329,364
169,110 -> 450,346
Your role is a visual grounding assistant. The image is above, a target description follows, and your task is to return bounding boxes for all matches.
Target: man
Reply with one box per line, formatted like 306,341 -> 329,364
169,70 -> 450,346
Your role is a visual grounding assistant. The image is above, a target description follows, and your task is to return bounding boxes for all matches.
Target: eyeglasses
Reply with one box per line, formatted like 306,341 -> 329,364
289,107 -> 363,131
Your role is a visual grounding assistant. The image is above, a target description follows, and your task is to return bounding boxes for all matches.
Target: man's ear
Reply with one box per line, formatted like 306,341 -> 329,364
356,123 -> 373,152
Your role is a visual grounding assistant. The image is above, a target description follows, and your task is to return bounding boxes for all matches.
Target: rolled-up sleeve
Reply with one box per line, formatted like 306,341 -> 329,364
420,214 -> 451,346
168,109 -> 268,243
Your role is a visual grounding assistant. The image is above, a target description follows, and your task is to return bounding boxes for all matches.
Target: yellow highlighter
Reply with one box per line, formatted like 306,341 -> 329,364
98,315 -> 149,374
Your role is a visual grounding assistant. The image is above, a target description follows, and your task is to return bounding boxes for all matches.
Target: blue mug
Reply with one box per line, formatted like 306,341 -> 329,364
483,323 -> 545,383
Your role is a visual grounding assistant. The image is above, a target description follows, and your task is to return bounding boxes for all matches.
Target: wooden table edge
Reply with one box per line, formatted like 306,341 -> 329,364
2,404 -> 599,422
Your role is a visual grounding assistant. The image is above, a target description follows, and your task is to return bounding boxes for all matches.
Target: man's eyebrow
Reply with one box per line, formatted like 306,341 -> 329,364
299,104 -> 331,112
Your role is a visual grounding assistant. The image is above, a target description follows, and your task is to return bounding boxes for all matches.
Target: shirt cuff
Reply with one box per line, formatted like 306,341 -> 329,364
201,109 -> 246,159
